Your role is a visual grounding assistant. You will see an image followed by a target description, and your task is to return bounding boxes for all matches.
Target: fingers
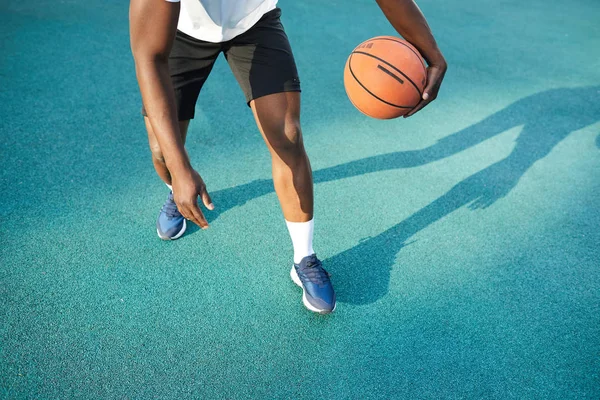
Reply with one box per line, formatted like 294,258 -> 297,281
404,98 -> 429,118
200,187 -> 214,211
404,64 -> 446,118
177,200 -> 208,229
422,68 -> 443,100
191,170 -> 214,211
176,190 -> 213,230
189,201 -> 209,229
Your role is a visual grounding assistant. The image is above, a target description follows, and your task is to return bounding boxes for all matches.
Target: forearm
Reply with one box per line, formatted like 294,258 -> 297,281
376,0 -> 446,67
135,58 -> 191,175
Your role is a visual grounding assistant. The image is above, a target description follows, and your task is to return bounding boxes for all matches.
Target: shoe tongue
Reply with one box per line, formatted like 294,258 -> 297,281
304,255 -> 318,268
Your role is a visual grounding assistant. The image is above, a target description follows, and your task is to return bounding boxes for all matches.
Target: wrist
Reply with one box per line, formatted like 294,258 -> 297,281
425,52 -> 447,70
432,58 -> 448,70
166,157 -> 193,178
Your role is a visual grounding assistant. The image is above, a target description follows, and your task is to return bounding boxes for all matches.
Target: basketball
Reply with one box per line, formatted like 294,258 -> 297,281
344,36 -> 427,119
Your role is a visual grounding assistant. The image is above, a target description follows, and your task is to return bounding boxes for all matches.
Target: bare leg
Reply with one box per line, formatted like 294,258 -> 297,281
144,117 -> 190,185
250,92 -> 313,222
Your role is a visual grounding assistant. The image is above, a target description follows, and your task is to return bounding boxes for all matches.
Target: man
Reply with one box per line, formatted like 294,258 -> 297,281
129,0 -> 446,314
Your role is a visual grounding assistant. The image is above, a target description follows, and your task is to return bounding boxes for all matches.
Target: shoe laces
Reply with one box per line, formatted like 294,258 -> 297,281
298,257 -> 331,286
161,192 -> 182,219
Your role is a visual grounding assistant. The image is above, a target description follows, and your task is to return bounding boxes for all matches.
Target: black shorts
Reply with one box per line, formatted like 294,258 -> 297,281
141,7 -> 301,120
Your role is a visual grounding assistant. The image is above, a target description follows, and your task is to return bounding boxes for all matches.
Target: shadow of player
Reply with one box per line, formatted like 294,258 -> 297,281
327,86 -> 600,304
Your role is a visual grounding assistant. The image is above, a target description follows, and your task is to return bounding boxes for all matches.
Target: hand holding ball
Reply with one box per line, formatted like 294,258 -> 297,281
344,36 -> 427,119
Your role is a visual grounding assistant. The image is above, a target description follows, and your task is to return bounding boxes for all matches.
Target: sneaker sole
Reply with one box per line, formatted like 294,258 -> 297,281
157,219 -> 187,241
290,266 -> 336,314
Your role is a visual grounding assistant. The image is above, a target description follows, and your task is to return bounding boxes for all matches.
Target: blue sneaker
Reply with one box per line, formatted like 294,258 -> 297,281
156,191 -> 186,240
290,254 -> 336,314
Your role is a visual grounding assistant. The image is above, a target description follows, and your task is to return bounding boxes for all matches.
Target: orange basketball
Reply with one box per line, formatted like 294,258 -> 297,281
344,36 -> 427,119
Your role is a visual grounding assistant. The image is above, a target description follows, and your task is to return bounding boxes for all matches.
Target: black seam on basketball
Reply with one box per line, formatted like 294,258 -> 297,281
352,51 -> 423,98
364,37 -> 427,71
377,65 -> 404,84
348,53 -> 413,109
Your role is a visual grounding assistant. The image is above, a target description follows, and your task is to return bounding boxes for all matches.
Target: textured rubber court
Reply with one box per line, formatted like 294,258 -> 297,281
1,0 -> 599,398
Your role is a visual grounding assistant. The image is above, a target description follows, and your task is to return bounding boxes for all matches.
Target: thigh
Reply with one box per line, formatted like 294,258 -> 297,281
142,31 -> 222,121
225,8 -> 301,106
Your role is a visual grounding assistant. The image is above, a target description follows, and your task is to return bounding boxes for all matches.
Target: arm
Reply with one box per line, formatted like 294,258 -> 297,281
375,0 -> 447,117
130,0 -> 213,228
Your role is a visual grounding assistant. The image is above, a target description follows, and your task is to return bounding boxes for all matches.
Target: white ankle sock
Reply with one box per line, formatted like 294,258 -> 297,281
286,219 -> 315,264
166,183 -> 172,191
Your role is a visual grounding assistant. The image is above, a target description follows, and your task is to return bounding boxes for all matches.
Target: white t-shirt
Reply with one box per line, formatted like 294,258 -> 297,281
166,0 -> 278,43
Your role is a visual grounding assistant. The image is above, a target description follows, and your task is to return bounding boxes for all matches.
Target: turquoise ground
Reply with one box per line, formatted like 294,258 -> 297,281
1,0 -> 599,398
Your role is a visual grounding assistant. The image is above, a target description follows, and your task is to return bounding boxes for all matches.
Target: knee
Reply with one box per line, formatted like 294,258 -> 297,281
268,120 -> 305,158
149,144 -> 165,164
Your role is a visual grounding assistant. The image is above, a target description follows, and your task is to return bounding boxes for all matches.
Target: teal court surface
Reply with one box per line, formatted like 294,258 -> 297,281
1,0 -> 599,398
